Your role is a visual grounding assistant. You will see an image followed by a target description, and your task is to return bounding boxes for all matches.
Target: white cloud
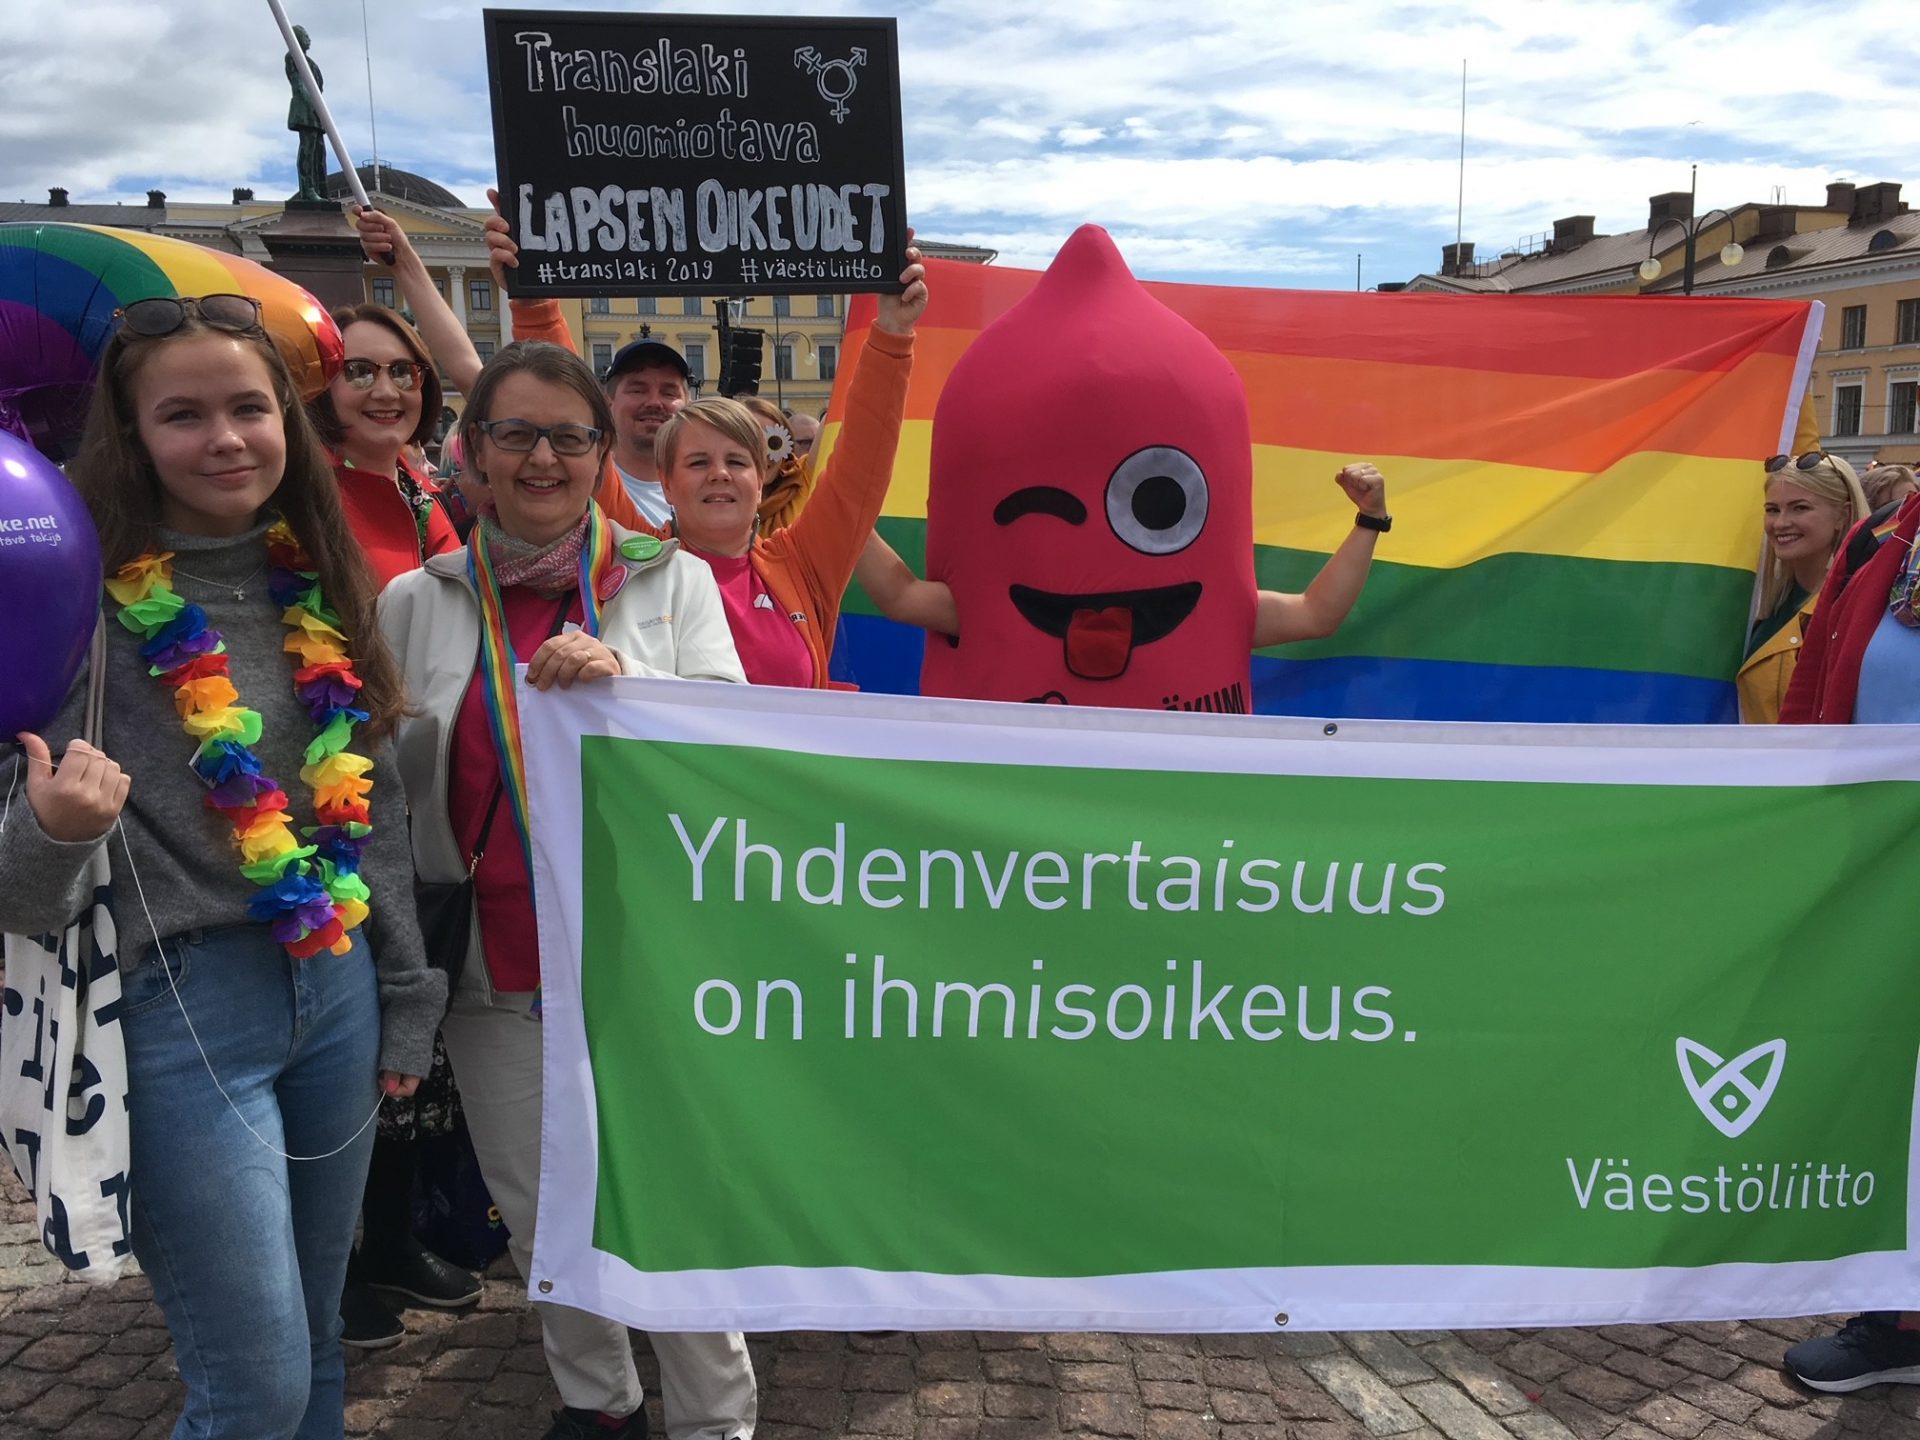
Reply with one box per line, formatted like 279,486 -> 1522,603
2,0 -> 1915,287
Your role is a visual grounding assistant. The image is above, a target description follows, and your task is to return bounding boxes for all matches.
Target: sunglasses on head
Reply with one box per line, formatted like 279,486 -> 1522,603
340,357 -> 430,391
475,418 -> 604,456
1765,452 -> 1835,473
115,293 -> 264,338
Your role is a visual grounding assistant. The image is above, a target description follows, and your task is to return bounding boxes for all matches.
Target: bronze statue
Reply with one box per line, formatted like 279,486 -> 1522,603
286,25 -> 328,202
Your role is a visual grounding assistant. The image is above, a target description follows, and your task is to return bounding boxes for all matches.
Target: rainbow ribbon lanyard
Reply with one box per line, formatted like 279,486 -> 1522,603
467,506 -> 614,878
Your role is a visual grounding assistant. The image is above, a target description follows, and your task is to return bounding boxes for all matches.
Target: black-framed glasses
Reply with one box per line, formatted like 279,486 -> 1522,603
115,293 -> 263,338
1765,452 -> 1835,473
340,357 -> 430,391
475,418 -> 604,456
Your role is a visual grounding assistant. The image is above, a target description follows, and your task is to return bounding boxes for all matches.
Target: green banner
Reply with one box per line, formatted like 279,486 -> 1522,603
522,682 -> 1920,1332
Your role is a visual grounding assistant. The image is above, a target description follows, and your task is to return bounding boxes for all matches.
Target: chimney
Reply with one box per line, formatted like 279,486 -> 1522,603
47,187 -> 68,207
1826,181 -> 1857,212
232,187 -> 255,203
1551,215 -> 1595,251
1440,240 -> 1475,275
145,189 -> 166,209
1648,192 -> 1693,229
1754,206 -> 1796,241
1852,182 -> 1906,225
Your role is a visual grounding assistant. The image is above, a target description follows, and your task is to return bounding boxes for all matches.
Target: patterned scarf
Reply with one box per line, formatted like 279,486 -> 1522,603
477,513 -> 592,595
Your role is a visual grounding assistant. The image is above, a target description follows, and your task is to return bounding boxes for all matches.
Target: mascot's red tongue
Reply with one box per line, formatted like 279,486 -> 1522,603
1066,606 -> 1133,679
921,224 -> 1256,709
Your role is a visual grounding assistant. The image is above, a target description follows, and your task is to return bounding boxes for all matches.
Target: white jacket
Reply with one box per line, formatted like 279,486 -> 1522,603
377,525 -> 745,983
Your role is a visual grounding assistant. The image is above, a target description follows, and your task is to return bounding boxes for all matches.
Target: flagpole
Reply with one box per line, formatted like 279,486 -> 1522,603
265,0 -> 373,210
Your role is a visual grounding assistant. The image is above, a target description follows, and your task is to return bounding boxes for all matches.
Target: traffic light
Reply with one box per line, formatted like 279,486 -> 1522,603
720,327 -> 765,397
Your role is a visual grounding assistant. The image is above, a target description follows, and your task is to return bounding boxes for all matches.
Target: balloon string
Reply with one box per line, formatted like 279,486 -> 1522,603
0,747 -> 382,1162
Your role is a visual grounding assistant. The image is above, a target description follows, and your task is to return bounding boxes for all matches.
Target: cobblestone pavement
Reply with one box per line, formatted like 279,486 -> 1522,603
5,1174 -> 1917,1439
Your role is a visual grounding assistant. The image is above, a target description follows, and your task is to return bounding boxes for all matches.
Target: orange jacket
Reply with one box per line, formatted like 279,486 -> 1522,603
509,300 -> 911,687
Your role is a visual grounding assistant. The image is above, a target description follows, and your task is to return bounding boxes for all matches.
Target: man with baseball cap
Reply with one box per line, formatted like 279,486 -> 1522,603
603,336 -> 693,525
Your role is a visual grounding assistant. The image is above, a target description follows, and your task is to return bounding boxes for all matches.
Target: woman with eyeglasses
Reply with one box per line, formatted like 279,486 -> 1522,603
0,293 -> 443,1438
308,302 -> 463,588
377,341 -> 750,1440
1737,451 -> 1869,723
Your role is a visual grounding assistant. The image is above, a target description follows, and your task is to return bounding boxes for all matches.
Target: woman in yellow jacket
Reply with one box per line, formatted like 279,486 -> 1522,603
1737,452 -> 1868,723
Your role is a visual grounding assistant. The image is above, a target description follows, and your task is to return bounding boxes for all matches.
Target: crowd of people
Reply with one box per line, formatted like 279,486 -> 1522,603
2,191 -> 1918,1439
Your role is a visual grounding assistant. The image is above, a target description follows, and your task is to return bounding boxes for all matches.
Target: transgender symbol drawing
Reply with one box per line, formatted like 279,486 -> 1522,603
795,46 -> 866,122
1675,1037 -> 1787,1139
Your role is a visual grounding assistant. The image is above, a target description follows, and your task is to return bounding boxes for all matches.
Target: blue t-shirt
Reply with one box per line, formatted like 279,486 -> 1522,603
1854,607 -> 1920,723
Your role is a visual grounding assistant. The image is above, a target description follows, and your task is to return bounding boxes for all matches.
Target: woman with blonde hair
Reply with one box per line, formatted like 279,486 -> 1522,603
1738,451 -> 1870,723
1863,463 -> 1917,513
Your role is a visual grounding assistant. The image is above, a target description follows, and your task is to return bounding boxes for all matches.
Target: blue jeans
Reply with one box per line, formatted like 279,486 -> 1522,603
121,923 -> 380,1440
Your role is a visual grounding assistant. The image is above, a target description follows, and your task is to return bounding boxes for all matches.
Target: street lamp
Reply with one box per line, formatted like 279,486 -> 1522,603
1638,164 -> 1744,294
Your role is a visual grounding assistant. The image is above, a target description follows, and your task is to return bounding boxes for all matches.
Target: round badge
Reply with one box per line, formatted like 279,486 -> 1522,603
620,535 -> 663,562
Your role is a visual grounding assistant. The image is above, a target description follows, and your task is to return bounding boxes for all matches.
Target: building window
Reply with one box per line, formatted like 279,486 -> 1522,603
817,294 -> 836,318
1834,384 -> 1864,437
774,343 -> 794,381
1900,299 -> 1920,346
589,296 -> 610,315
475,339 -> 496,363
817,342 -> 838,382
1841,305 -> 1867,350
685,342 -> 706,384
1893,380 -> 1919,434
636,295 -> 656,315
372,277 -> 395,308
682,295 -> 703,316
772,295 -> 791,318
468,279 -> 493,312
592,341 -> 613,374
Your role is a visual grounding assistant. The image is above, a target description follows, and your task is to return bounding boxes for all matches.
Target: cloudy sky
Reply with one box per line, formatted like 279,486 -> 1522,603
4,0 -> 1915,289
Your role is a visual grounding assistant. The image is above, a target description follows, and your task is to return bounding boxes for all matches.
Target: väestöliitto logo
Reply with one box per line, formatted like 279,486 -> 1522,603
1676,1037 -> 1786,1139
1565,1036 -> 1879,1217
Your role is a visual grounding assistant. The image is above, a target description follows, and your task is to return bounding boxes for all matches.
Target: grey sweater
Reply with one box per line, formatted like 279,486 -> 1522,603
0,520 -> 444,1075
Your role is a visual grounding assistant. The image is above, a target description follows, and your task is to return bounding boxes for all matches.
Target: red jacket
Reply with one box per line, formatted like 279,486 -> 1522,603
334,457 -> 461,590
1780,490 -> 1920,723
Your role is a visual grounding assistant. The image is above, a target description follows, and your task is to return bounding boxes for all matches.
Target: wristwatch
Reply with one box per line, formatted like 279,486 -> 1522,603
1354,511 -> 1392,533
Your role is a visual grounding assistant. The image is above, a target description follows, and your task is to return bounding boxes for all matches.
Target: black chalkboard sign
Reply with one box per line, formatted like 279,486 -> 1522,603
483,9 -> 907,298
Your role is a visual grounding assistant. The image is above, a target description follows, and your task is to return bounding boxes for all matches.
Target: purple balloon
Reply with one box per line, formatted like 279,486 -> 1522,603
0,429 -> 101,736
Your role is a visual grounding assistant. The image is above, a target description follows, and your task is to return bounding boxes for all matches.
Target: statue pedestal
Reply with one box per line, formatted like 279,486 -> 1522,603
257,204 -> 365,312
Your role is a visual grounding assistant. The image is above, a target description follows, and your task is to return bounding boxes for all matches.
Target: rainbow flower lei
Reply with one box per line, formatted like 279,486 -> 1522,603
105,520 -> 375,959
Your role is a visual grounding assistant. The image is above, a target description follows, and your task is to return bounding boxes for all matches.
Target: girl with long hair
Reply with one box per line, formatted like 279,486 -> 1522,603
0,295 -> 442,1439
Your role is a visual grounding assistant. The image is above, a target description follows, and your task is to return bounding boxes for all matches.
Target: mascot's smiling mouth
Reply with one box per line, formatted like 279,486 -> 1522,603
1008,582 -> 1202,681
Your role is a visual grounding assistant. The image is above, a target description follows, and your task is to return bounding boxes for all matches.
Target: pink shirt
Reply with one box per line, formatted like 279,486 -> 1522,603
685,545 -> 814,689
449,586 -> 579,992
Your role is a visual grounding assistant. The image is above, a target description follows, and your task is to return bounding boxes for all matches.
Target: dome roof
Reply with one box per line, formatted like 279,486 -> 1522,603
320,164 -> 464,210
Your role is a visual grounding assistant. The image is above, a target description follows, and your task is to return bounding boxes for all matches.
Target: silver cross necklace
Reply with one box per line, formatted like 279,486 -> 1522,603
168,559 -> 269,602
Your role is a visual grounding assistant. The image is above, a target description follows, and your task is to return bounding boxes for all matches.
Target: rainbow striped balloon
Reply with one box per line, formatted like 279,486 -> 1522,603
0,222 -> 343,460
821,259 -> 1817,724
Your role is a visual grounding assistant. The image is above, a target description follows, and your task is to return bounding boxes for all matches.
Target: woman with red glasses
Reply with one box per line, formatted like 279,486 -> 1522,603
310,300 -> 462,588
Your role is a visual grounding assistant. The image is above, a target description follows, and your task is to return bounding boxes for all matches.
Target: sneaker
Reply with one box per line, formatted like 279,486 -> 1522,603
1785,1313 -> 1920,1392
362,1236 -> 483,1309
541,1406 -> 648,1440
339,1281 -> 404,1350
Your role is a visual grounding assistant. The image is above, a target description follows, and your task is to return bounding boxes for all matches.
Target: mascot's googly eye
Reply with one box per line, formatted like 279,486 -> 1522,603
763,423 -> 795,466
1105,446 -> 1208,555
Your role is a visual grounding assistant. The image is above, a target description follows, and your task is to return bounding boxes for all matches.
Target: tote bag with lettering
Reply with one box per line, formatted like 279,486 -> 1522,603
0,626 -> 133,1282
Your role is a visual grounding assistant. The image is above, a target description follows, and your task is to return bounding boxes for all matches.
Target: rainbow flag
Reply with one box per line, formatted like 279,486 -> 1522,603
818,260 -> 1819,724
